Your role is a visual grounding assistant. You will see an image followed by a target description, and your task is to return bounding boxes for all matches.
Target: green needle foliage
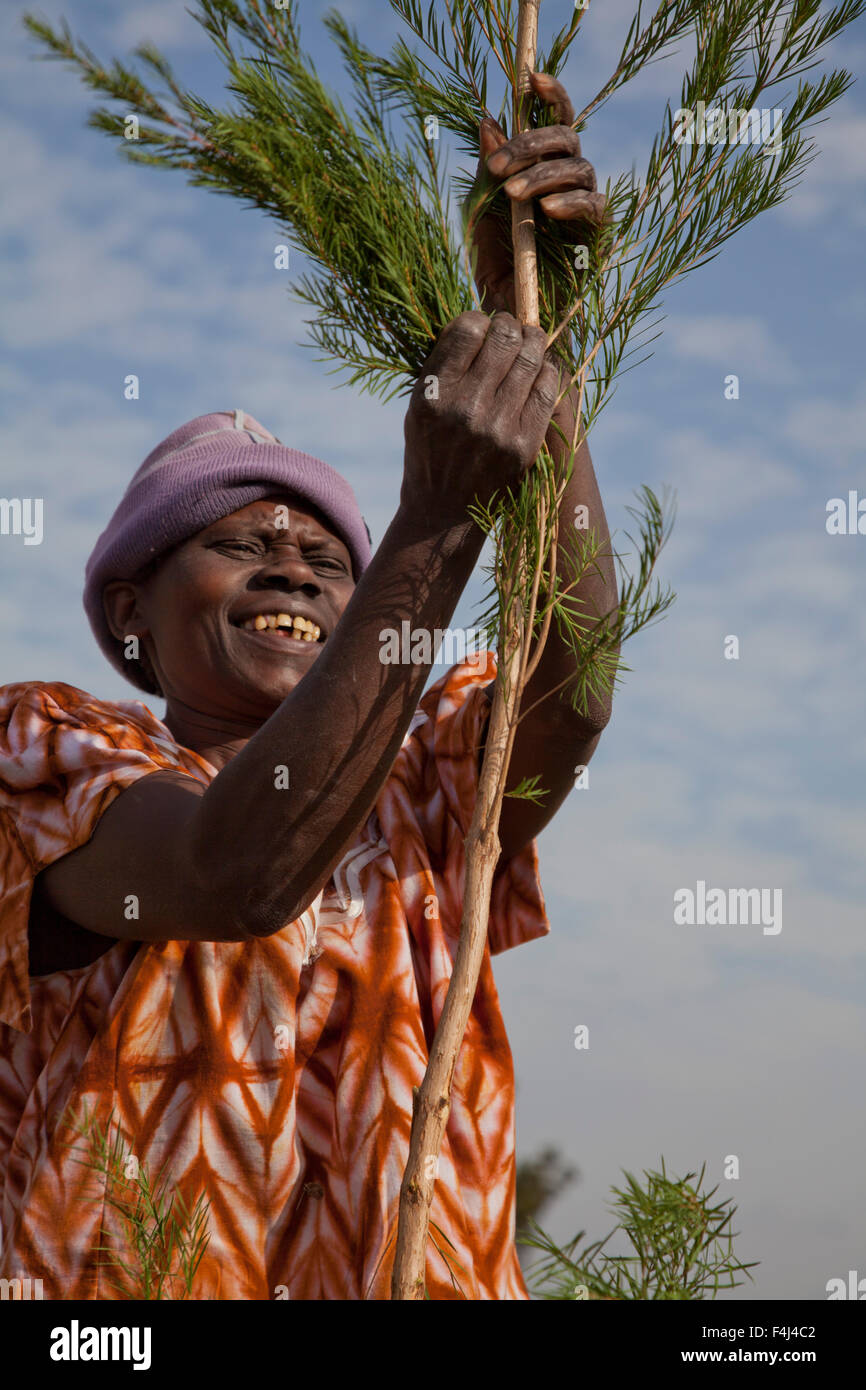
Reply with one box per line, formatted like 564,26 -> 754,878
23,0 -> 862,412
21,0 -> 862,729
521,1158 -> 759,1300
62,1103 -> 212,1300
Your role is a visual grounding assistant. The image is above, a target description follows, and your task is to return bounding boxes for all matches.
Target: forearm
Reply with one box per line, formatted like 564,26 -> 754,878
190,504 -> 485,936
520,390 -> 619,729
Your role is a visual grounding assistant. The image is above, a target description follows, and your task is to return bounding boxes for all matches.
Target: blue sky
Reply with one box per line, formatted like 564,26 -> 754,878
2,0 -> 864,1299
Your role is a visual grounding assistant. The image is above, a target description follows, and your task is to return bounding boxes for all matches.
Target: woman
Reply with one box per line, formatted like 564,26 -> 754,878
0,75 -> 615,1299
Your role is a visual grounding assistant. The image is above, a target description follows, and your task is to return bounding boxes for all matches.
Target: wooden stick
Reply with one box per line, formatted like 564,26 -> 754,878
511,0 -> 541,325
390,0 -> 542,1301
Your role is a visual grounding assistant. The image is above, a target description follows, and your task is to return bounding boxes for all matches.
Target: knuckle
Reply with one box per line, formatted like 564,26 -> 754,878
487,421 -> 511,451
447,397 -> 478,428
535,369 -> 560,410
577,158 -> 597,189
521,325 -> 548,354
514,346 -> 547,379
495,324 -> 523,352
441,311 -> 488,347
457,309 -> 489,334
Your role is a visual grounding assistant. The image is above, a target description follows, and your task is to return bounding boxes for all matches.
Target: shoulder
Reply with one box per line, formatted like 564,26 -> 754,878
0,675 -> 170,745
1,680 -> 165,732
0,681 -> 206,784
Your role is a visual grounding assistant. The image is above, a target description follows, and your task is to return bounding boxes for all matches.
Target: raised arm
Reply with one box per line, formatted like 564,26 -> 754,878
38,312 -> 561,947
467,69 -> 618,861
494,387 -> 619,861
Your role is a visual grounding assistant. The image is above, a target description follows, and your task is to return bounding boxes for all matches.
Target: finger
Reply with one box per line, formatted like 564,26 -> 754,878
538,189 -> 608,223
420,311 -> 491,386
519,354 -> 564,451
486,125 -> 581,179
529,70 -> 576,128
494,325 -> 549,405
504,156 -> 597,202
463,312 -> 528,395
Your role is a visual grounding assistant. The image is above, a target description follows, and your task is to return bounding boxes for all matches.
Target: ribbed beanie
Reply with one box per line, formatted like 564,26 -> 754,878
83,409 -> 372,692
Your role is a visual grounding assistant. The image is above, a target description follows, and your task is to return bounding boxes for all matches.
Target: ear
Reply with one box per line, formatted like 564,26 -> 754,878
102,580 -> 148,644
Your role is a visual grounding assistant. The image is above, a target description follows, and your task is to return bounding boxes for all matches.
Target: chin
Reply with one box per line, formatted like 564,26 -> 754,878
241,665 -> 311,709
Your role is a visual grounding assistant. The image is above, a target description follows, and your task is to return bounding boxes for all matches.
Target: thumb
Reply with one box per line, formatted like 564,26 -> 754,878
468,117 -> 508,209
479,116 -> 507,161
465,118 -> 507,219
477,117 -> 507,180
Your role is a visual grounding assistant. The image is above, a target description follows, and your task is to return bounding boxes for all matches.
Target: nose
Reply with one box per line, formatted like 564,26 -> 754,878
252,552 -> 321,596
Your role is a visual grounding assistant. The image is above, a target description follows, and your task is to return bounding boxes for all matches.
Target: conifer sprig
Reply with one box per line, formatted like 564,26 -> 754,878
62,1104 -> 211,1300
521,1158 -> 760,1300
23,0 -> 685,723
24,0 -> 861,417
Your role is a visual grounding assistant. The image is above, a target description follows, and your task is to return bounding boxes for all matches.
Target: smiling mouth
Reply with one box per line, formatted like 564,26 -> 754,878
234,612 -> 325,644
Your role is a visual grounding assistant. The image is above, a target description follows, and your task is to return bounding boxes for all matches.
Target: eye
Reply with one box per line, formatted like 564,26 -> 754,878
307,554 -> 348,573
212,539 -> 261,556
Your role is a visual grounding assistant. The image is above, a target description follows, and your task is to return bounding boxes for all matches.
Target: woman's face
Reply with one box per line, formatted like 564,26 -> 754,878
104,494 -> 356,724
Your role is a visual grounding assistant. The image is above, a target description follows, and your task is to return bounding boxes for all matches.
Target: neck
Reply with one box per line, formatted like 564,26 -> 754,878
161,700 -> 265,771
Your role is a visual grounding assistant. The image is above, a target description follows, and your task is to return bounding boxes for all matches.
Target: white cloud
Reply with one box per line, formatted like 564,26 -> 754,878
665,314 -> 798,384
783,387 -> 866,465
648,427 -> 802,530
779,113 -> 866,226
108,2 -> 207,51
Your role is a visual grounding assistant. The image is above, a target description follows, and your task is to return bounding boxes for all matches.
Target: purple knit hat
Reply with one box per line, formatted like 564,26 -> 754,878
84,409 -> 372,693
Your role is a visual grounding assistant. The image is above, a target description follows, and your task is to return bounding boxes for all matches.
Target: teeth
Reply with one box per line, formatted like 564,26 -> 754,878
241,614 -> 322,641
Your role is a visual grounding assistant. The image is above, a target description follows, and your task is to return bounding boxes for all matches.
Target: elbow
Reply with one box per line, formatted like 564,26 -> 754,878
198,873 -> 320,944
185,805 -> 321,942
203,876 -> 299,943
183,809 -> 284,941
589,682 -> 615,732
184,849 -> 288,943
574,707 -> 613,743
585,703 -> 613,736
561,685 -> 614,737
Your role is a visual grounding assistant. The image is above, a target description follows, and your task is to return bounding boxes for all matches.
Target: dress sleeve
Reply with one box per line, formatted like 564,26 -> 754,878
416,655 -> 551,956
0,682 -> 208,1033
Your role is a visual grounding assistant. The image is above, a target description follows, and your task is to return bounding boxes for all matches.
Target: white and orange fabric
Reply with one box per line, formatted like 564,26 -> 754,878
0,656 -> 549,1300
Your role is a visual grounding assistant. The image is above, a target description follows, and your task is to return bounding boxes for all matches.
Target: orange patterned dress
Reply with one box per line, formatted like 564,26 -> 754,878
0,656 -> 549,1300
